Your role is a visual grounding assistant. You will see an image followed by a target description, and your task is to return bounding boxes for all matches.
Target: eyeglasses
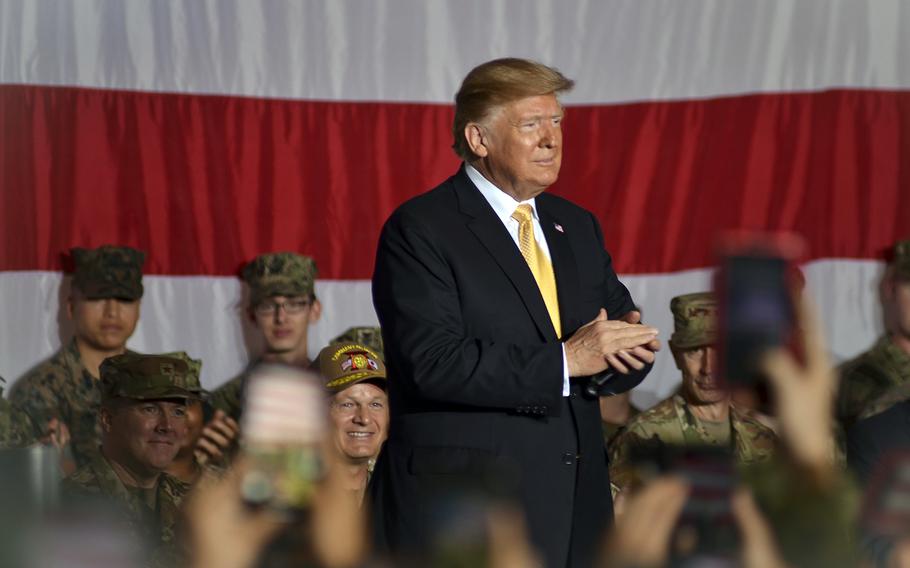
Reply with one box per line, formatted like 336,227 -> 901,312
254,298 -> 312,316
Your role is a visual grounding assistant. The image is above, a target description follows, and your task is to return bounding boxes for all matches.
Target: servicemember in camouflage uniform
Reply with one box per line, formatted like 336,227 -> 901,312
62,353 -> 198,567
609,292 -> 778,491
9,245 -> 145,468
330,326 -> 385,360
837,239 -> 910,426
316,340 -> 389,505
210,253 -> 321,420
0,377 -> 41,448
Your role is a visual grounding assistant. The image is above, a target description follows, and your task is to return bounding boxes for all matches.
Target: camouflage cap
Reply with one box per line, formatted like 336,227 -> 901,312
893,240 -> 910,280
329,326 -> 385,361
71,245 -> 145,300
242,252 -> 317,307
315,342 -> 387,393
100,353 -> 201,402
160,351 -> 205,395
669,292 -> 717,350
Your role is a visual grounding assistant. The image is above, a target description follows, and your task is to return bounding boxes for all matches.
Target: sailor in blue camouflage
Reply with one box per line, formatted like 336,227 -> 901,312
62,353 -> 199,567
9,245 -> 145,468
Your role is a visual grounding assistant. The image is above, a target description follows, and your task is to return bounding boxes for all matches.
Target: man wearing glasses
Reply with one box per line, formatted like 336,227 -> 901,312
210,253 -> 322,420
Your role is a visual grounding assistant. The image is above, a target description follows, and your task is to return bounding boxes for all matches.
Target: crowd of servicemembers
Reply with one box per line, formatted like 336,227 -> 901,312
0,239 -> 906,567
1,54 -> 909,568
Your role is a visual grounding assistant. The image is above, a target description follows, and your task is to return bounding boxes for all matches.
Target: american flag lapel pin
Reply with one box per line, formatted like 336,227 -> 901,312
554,223 -> 564,233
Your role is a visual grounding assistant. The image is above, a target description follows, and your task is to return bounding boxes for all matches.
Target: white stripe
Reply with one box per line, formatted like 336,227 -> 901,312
1,0 -> 907,103
0,259 -> 885,409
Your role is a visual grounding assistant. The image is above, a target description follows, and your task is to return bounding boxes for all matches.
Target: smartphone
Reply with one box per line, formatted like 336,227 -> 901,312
715,234 -> 805,386
240,364 -> 327,515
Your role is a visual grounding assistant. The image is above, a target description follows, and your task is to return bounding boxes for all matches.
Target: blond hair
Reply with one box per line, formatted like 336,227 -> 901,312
452,58 -> 574,161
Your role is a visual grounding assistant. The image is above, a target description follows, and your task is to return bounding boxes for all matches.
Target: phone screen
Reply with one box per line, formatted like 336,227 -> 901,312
719,254 -> 795,385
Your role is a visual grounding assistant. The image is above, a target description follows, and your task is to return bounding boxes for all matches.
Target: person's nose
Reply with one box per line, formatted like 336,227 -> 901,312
103,299 -> 120,318
273,304 -> 289,324
539,121 -> 559,149
155,412 -> 175,433
352,406 -> 371,426
704,346 -> 717,375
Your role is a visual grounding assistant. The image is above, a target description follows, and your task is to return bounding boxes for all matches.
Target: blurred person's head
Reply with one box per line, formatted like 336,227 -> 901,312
454,58 -> 574,200
99,354 -> 199,482
315,342 -> 389,465
883,240 -> 910,350
67,245 -> 144,353
157,352 -> 206,463
243,253 -> 322,363
669,293 -> 725,406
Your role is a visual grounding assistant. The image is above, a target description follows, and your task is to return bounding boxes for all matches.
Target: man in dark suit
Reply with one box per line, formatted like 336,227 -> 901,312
371,58 -> 660,567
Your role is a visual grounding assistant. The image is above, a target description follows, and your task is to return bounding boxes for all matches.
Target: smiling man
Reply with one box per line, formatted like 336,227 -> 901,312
62,353 -> 197,565
210,252 -> 321,420
371,58 -> 660,567
10,245 -> 144,469
608,293 -> 778,492
315,341 -> 388,505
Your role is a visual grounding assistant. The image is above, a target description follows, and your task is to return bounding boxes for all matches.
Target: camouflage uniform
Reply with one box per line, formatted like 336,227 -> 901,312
330,326 -> 384,361
63,453 -> 188,566
9,245 -> 145,468
62,353 -> 199,567
0,378 -> 41,448
609,395 -> 778,486
837,336 -> 910,425
211,252 -> 318,420
837,240 -> 910,426
609,293 -> 778,490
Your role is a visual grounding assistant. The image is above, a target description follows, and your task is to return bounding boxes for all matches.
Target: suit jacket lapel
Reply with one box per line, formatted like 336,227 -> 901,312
453,169 -> 558,341
538,200 -> 581,338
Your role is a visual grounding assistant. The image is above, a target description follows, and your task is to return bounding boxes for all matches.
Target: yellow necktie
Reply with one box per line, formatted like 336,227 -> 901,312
511,204 -> 561,338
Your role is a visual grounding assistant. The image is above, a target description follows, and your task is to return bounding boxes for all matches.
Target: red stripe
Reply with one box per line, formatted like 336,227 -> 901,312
2,85 -> 908,277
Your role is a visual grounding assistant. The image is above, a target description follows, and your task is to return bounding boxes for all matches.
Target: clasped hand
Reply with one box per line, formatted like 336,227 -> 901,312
565,309 -> 660,377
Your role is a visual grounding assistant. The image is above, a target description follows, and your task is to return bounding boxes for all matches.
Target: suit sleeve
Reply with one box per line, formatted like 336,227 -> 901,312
372,208 -> 563,412
588,211 -> 653,395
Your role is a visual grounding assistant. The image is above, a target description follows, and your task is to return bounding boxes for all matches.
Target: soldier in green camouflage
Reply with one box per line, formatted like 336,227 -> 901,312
0,377 -> 42,448
9,245 -> 145,469
609,292 -> 778,491
837,239 -> 910,426
210,252 -> 321,420
62,353 -> 199,567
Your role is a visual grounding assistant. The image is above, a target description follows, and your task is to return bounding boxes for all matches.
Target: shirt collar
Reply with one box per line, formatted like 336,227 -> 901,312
465,164 -> 539,225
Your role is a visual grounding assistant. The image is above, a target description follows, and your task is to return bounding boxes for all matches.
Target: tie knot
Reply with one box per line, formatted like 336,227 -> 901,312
511,204 -> 534,224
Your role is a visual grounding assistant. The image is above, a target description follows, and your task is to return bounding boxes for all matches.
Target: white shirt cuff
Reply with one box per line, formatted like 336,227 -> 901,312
561,343 -> 570,397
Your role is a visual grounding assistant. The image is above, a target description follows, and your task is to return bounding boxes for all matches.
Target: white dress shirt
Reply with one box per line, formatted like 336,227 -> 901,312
466,164 -> 571,397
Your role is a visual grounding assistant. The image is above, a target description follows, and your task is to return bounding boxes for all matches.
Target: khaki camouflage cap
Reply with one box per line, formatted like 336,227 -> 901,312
329,327 -> 384,361
316,342 -> 387,393
242,252 -> 317,307
669,292 -> 717,350
160,351 -> 205,395
893,240 -> 910,280
100,353 -> 201,402
71,245 -> 145,300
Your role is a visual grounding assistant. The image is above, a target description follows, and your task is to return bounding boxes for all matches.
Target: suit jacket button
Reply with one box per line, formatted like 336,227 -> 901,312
562,452 -> 576,465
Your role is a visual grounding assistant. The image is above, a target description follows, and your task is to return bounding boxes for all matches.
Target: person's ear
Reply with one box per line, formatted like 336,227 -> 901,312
465,122 -> 490,158
308,298 -> 322,324
100,407 -> 113,433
